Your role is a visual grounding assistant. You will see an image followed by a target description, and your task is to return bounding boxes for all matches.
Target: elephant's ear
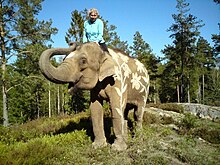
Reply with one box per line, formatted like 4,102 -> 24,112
99,54 -> 115,82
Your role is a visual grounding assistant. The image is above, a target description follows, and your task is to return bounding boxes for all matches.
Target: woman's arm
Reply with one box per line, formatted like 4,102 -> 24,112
83,21 -> 88,43
97,19 -> 104,43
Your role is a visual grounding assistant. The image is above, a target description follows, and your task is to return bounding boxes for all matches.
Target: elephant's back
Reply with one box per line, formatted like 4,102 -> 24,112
109,48 -> 150,100
109,48 -> 149,77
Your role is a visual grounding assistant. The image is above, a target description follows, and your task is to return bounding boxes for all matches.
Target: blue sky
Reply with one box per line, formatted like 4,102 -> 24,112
38,0 -> 220,57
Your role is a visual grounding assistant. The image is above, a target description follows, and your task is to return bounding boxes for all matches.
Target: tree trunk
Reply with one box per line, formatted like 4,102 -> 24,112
2,80 -> 8,126
49,82 -> 51,117
175,65 -> 180,103
187,74 -> 190,103
0,11 -> 9,126
202,74 -> 204,104
62,87 -> 65,114
197,80 -> 201,103
1,57 -> 8,126
176,75 -> 180,103
153,81 -> 156,104
187,82 -> 190,103
36,91 -> 40,118
57,86 -> 60,114
177,84 -> 180,103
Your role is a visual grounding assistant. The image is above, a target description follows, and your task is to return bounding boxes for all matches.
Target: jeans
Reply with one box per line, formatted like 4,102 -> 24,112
99,42 -> 109,53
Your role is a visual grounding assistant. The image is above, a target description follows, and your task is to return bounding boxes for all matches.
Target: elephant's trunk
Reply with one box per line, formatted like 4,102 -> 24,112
39,44 -> 77,84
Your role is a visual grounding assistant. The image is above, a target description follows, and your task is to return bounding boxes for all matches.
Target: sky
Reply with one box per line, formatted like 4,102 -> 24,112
38,0 -> 220,57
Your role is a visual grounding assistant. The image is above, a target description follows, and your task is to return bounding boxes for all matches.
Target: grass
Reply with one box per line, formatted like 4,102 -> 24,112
0,108 -> 219,165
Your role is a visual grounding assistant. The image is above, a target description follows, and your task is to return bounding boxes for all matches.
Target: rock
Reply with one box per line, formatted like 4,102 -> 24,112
177,103 -> 220,120
145,107 -> 184,123
145,103 -> 220,121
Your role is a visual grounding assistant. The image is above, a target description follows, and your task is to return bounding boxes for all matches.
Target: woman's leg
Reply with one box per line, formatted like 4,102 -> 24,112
99,42 -> 109,53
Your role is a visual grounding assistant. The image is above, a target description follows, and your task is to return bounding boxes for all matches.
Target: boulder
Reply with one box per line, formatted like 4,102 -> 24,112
177,103 -> 220,120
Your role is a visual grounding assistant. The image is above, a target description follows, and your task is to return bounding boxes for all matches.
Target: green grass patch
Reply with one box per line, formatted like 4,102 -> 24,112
0,130 -> 91,165
177,113 -> 220,144
0,110 -> 219,165
0,112 -> 90,144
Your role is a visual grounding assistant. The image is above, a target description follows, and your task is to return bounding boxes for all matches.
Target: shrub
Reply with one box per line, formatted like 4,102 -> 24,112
0,130 -> 92,165
190,119 -> 220,144
161,115 -> 175,125
178,113 -> 198,134
192,127 -> 220,144
142,111 -> 161,125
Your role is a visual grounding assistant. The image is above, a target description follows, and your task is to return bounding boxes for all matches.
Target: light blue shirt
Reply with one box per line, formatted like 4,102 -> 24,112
83,18 -> 104,43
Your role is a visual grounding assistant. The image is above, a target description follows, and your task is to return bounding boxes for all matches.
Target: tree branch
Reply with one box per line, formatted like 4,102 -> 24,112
6,50 -> 31,60
6,75 -> 45,93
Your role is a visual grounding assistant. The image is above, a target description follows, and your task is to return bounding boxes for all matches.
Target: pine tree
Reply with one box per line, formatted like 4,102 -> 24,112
65,9 -> 85,44
194,37 -> 214,104
212,24 -> 220,64
213,0 -> 220,4
161,45 -> 181,102
164,0 -> 204,103
210,2 -> 220,105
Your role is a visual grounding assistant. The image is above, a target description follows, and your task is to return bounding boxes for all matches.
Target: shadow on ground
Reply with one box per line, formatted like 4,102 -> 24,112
53,116 -> 117,144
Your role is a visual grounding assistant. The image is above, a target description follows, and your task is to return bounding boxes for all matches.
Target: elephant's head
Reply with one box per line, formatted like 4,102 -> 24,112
39,42 -> 115,92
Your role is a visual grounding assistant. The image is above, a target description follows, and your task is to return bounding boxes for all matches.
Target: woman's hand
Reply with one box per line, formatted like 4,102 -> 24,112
94,41 -> 99,45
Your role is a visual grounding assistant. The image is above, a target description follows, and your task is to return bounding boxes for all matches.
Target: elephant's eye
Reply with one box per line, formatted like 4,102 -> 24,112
79,57 -> 88,69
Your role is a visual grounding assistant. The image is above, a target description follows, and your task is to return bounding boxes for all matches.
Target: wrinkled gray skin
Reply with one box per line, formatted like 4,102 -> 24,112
39,42 -> 150,151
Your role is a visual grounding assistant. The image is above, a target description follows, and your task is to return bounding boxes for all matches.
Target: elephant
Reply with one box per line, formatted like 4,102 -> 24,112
39,42 -> 150,151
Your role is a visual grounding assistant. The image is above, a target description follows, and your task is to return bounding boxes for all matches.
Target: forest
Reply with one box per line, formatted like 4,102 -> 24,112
0,0 -> 220,127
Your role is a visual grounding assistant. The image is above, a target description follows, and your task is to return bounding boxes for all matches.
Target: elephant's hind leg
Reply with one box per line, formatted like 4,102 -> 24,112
134,102 -> 146,129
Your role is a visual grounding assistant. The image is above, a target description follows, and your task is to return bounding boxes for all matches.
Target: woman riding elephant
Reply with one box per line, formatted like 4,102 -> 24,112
66,8 -> 108,60
83,8 -> 108,52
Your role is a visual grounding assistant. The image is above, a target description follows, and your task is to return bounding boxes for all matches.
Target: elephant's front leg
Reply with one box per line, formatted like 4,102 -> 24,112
110,92 -> 128,151
90,99 -> 107,149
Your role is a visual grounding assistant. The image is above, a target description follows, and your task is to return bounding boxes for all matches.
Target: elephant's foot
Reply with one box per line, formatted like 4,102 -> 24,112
136,121 -> 143,130
92,138 -> 107,149
111,137 -> 127,151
